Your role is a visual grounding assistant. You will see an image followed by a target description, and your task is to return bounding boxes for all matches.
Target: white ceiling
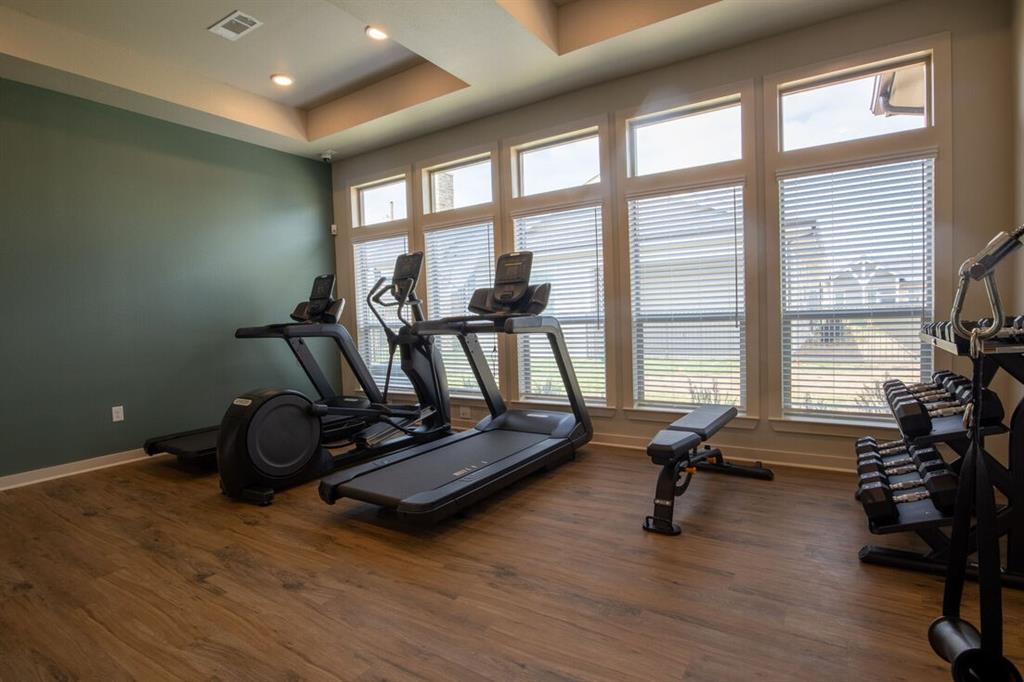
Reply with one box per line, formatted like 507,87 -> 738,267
0,0 -> 898,159
1,0 -> 422,109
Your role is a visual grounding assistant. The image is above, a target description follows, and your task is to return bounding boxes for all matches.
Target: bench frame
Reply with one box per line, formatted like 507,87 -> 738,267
643,407 -> 775,536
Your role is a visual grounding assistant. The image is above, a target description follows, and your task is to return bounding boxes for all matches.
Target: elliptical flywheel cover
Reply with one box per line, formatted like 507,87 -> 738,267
245,392 -> 321,479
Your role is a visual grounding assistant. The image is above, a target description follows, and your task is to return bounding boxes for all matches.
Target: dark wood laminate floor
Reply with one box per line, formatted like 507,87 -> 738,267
0,447 -> 1021,681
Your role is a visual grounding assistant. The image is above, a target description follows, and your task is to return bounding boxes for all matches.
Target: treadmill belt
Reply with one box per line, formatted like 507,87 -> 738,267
342,429 -> 548,502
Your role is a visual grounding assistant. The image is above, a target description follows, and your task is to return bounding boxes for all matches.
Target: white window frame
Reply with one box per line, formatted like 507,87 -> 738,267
763,34 -> 953,433
613,82 -> 759,428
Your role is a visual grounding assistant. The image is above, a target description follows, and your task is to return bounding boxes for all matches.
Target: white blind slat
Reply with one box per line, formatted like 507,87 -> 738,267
629,185 -> 746,409
514,205 -> 606,402
353,235 -> 411,391
425,223 -> 498,396
780,158 -> 934,417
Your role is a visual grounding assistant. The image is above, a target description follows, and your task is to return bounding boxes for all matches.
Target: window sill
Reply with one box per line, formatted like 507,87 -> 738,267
509,398 -> 618,419
768,415 -> 898,438
624,406 -> 759,430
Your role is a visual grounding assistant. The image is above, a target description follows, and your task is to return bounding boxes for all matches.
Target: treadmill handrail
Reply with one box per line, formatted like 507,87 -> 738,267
234,322 -> 384,404
413,313 -> 544,336
236,322 -> 349,339
412,314 -> 591,439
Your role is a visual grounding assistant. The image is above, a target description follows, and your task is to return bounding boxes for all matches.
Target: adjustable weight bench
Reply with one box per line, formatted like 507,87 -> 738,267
643,405 -> 774,535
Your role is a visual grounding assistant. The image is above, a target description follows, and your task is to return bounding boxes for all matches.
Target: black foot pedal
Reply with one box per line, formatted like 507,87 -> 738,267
643,516 -> 681,536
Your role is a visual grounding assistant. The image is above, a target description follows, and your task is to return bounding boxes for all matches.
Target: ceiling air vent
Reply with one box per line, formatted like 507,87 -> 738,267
208,10 -> 262,41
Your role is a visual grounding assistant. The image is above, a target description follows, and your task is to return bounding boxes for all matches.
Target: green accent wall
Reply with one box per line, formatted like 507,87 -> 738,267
0,78 -> 337,477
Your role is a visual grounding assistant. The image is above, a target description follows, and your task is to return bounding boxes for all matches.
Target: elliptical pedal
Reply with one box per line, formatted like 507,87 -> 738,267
357,406 -> 437,447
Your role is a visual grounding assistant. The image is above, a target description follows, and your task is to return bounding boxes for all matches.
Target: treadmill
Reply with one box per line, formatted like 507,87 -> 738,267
319,251 -> 593,523
144,257 -> 450,468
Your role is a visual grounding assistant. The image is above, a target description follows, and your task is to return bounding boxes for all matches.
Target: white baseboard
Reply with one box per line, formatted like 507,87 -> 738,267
0,448 -> 150,491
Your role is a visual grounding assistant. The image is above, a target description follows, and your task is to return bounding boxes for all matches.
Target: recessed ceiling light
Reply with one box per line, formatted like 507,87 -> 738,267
270,74 -> 294,87
365,25 -> 388,40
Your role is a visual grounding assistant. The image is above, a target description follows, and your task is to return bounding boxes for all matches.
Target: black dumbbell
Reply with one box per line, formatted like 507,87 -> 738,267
859,469 -> 957,521
890,387 -> 970,414
988,315 -> 1024,341
886,380 -> 967,404
857,446 -> 942,476
858,457 -> 946,480
892,389 -> 1004,437
883,370 -> 957,393
855,436 -> 906,456
885,374 -> 968,403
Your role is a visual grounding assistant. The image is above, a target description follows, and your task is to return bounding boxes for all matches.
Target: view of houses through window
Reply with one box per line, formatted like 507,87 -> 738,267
348,49 -> 938,421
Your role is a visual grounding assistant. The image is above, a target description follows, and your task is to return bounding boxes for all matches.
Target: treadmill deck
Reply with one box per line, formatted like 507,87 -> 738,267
329,429 -> 567,516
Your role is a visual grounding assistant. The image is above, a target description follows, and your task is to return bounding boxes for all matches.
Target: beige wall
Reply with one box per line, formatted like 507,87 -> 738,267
1016,0 -> 1024,291
331,0 -> 1015,470
1011,0 -> 1024,411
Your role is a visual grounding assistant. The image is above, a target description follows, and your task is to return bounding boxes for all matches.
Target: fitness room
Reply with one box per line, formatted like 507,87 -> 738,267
3,0 -> 1024,679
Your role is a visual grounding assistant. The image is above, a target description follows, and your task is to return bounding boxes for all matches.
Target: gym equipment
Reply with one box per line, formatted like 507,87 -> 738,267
216,253 -> 452,505
855,436 -> 906,454
926,225 -> 1024,682
885,377 -> 971,404
857,446 -> 944,478
891,389 -> 1003,438
884,370 -> 957,393
143,275 -> 356,465
319,251 -> 593,524
642,406 -> 773,536
859,468 -> 957,522
145,256 -> 453,504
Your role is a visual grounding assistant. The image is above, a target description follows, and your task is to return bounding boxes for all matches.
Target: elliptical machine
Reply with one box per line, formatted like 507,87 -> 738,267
216,252 -> 451,505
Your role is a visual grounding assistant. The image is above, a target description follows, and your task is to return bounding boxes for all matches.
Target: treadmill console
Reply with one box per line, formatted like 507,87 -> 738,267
290,274 -> 344,323
492,252 -> 532,304
308,274 -> 336,313
468,251 -> 549,316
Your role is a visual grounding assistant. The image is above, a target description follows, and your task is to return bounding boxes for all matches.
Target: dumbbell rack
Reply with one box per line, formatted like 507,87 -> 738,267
856,333 -> 1024,589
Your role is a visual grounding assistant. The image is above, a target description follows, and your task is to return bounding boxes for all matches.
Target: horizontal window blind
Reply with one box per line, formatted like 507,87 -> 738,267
514,205 -> 605,402
352,235 -> 411,392
628,185 -> 745,409
780,157 -> 934,417
424,222 -> 498,397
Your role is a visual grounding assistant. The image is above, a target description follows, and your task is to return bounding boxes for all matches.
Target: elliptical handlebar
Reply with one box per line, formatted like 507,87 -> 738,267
366,276 -> 396,341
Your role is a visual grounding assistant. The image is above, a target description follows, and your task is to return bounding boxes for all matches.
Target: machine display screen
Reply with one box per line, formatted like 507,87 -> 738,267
495,252 -> 532,286
309,274 -> 335,302
392,252 -> 423,284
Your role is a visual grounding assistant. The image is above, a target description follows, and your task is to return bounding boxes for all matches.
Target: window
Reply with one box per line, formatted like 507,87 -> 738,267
514,205 -> 605,402
429,158 -> 492,212
629,102 -> 741,176
357,178 -> 407,226
629,185 -> 745,408
425,223 -> 498,395
517,133 -> 600,196
781,61 -> 927,151
780,158 -> 934,417
352,235 -> 411,391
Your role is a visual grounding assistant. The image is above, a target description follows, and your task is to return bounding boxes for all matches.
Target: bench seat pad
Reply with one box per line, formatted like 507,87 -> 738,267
665,405 -> 737,440
648,430 -> 702,465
